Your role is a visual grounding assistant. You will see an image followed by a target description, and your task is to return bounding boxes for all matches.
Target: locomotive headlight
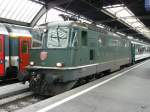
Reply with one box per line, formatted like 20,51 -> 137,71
30,61 -> 35,66
56,62 -> 64,67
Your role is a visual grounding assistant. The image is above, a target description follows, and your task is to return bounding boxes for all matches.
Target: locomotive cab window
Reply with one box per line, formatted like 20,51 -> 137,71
81,31 -> 87,46
47,26 -> 69,48
22,41 -> 29,54
72,30 -> 78,47
0,39 -> 2,52
32,40 -> 42,48
31,30 -> 43,49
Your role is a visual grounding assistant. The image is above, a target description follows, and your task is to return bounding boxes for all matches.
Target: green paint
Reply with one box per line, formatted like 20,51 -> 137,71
30,22 -> 131,68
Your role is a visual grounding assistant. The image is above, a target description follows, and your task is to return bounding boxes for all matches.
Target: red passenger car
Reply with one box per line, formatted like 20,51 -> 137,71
0,24 -> 32,80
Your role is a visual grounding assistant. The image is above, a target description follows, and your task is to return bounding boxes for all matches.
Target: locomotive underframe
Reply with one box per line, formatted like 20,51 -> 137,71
19,58 -> 130,95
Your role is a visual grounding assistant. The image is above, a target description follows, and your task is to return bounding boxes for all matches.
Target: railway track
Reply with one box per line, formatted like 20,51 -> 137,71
0,82 -> 47,112
0,82 -> 46,112
0,91 -> 46,112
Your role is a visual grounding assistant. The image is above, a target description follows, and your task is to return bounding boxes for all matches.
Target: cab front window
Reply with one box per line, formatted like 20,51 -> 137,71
31,30 -> 43,49
69,29 -> 78,47
47,26 -> 69,48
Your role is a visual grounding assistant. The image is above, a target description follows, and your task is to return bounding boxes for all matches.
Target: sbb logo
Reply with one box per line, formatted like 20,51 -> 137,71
40,51 -> 48,61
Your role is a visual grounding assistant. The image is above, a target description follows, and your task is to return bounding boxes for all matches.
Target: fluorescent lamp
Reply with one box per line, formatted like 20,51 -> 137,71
102,4 -> 150,38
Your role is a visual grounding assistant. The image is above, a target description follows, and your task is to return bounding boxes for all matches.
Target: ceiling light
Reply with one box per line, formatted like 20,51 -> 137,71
102,4 -> 150,39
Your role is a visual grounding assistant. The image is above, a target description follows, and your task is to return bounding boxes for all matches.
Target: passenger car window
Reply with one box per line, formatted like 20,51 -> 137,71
81,31 -> 87,46
22,41 -> 28,54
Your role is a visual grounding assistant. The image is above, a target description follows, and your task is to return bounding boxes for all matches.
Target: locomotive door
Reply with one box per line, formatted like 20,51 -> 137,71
19,37 -> 31,72
0,35 -> 4,76
131,43 -> 135,64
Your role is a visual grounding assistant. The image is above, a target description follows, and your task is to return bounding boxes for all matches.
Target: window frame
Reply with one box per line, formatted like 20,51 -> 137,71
81,30 -> 88,46
0,39 -> 2,52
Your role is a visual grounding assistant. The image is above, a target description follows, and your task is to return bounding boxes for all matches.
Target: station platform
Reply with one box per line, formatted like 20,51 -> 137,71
17,60 -> 150,112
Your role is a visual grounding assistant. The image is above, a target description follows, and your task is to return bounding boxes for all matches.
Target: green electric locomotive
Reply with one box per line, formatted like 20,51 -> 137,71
18,21 -> 150,95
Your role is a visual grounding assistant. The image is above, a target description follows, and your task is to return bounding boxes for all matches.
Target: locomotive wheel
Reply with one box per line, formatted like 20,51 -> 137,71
30,80 -> 77,96
29,74 -> 77,96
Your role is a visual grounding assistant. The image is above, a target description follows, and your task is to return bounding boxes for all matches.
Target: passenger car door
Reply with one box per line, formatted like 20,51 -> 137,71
19,37 -> 31,72
0,35 -> 4,76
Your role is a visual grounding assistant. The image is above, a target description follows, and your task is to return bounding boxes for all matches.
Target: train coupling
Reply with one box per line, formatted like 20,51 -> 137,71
17,71 -> 30,84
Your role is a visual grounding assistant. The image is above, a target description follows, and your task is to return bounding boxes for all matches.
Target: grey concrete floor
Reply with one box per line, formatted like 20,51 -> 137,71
49,60 -> 150,112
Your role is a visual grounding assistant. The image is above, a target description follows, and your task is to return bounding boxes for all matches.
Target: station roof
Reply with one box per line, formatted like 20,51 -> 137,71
0,0 -> 43,25
58,0 -> 150,42
0,0 -> 149,42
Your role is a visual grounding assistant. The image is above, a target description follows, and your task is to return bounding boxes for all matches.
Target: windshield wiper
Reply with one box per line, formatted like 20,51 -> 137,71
57,26 -> 61,47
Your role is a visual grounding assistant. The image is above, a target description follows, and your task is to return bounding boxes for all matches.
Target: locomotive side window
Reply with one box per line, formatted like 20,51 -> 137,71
108,39 -> 119,47
22,41 -> 29,54
90,49 -> 94,60
71,30 -> 78,47
98,36 -> 102,47
32,39 -> 42,48
0,39 -> 2,52
125,40 -> 129,47
81,31 -> 87,46
101,36 -> 106,46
